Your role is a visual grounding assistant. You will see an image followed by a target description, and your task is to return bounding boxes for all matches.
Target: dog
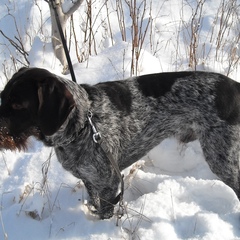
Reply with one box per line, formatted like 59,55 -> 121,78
0,67 -> 240,219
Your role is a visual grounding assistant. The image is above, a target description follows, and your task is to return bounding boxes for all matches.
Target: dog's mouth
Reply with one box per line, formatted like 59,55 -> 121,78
0,123 -> 40,151
0,126 -> 17,150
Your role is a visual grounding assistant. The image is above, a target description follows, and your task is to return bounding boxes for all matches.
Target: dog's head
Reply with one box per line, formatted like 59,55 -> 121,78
0,67 -> 75,150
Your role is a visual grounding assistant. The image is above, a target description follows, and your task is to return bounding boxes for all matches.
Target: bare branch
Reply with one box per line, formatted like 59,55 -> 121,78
64,0 -> 84,18
0,30 -> 30,65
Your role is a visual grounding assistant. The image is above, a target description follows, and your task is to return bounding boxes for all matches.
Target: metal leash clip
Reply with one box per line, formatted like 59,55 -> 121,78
87,110 -> 125,221
87,111 -> 101,143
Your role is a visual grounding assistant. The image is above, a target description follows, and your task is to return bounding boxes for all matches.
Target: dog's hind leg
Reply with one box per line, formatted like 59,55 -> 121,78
199,124 -> 240,199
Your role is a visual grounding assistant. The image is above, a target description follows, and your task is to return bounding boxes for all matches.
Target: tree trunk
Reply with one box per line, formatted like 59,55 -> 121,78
47,0 -> 84,73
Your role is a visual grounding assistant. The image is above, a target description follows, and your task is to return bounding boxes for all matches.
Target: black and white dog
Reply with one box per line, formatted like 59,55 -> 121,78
0,67 -> 239,219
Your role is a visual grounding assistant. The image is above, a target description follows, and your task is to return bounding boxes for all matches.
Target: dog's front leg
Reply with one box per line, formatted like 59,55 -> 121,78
83,175 -> 120,219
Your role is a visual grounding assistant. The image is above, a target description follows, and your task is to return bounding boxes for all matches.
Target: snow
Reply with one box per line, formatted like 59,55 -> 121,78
0,0 -> 240,239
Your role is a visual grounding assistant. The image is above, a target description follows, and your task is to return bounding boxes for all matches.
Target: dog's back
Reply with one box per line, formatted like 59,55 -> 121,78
82,71 -> 240,204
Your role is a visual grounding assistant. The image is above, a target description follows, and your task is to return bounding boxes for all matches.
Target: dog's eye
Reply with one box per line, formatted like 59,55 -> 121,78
12,103 -> 24,110
11,101 -> 29,110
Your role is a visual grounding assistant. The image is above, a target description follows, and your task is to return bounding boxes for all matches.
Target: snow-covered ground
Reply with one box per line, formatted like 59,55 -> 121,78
0,0 -> 240,239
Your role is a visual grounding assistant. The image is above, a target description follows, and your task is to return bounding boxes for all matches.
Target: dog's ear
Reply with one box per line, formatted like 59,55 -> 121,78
37,77 -> 75,136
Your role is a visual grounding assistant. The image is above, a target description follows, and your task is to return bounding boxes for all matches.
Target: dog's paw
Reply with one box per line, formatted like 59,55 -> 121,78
84,197 -> 116,219
82,200 -> 100,220
99,210 -> 114,219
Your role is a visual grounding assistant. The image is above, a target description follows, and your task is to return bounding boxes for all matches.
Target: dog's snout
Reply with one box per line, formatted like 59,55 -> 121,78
0,119 -> 15,150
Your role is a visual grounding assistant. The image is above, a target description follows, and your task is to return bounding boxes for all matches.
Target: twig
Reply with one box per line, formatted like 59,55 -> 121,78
0,30 -> 30,65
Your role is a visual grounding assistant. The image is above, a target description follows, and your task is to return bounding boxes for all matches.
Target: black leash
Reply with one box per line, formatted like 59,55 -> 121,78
48,0 -> 77,82
87,111 -> 125,218
49,0 -> 124,218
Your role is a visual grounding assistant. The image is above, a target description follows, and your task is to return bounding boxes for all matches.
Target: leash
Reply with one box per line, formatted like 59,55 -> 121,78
48,0 -> 124,218
87,111 -> 125,219
48,0 -> 77,83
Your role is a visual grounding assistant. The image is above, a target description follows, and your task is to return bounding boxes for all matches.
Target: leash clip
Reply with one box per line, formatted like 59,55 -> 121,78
87,111 -> 101,143
87,110 -> 125,221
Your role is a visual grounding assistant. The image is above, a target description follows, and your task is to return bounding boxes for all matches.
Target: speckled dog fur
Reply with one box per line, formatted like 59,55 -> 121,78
0,68 -> 240,219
